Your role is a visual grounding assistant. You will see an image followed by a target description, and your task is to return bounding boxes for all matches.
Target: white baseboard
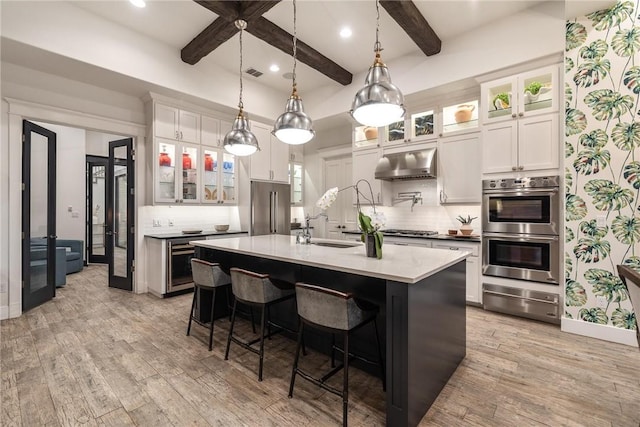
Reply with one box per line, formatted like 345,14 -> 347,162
562,317 -> 638,347
1,302 -> 22,320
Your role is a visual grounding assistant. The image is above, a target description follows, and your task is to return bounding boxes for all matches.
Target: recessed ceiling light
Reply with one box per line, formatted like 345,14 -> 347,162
269,64 -> 280,72
339,27 -> 352,39
129,0 -> 146,8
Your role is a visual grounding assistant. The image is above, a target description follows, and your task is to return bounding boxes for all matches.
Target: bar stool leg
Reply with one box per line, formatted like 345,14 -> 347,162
187,286 -> 197,336
225,300 -> 238,360
331,333 -> 336,368
226,286 -> 232,321
342,331 -> 349,427
208,287 -> 217,351
288,320 -> 304,398
266,306 -> 272,340
258,305 -> 267,381
373,317 -> 386,391
250,307 -> 257,334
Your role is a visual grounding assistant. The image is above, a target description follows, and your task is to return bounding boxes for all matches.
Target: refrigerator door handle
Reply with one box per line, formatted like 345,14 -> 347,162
269,191 -> 274,233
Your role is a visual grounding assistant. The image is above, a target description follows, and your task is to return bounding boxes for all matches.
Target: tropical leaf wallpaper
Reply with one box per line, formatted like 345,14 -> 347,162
565,0 -> 640,330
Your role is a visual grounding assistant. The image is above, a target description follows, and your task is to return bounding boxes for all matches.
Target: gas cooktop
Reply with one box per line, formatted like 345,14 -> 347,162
382,229 -> 438,237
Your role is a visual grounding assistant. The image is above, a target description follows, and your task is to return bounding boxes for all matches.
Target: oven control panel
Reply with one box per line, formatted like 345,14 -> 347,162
483,176 -> 559,190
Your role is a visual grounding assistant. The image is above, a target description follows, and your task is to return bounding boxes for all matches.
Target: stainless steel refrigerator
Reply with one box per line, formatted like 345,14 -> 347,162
250,181 -> 290,236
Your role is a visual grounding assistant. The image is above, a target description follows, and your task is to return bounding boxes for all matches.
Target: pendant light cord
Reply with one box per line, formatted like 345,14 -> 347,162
374,0 -> 381,53
292,0 -> 298,94
238,25 -> 244,110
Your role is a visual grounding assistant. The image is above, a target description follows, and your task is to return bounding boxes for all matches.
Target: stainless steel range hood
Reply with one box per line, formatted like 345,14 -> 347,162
374,148 -> 437,181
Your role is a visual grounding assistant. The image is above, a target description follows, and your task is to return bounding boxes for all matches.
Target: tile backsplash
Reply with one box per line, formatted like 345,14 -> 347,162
139,205 -> 241,234
372,204 -> 481,234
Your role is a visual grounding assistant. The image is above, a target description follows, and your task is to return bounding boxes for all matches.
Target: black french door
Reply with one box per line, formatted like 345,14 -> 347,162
22,120 -> 57,312
86,156 -> 108,264
106,138 -> 134,291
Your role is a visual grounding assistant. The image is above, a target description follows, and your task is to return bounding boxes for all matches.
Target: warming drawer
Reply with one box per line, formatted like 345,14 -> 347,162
483,283 -> 559,324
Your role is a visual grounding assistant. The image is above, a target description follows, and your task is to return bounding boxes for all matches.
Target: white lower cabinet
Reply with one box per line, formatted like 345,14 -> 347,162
432,241 -> 481,304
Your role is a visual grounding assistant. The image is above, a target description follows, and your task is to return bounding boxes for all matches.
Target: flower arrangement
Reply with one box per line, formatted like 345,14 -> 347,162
316,179 -> 385,259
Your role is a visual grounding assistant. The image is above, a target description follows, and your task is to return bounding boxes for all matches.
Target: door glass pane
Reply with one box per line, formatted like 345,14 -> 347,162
29,131 -> 49,292
291,163 -> 302,204
182,145 -> 198,200
113,146 -> 128,278
222,152 -> 235,202
158,142 -> 175,199
91,165 -> 106,256
203,148 -> 217,201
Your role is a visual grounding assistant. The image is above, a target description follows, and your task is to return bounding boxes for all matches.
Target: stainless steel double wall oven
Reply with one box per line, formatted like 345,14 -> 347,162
482,176 -> 561,285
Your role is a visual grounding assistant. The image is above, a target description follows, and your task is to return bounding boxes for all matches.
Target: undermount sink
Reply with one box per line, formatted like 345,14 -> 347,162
310,241 -> 360,249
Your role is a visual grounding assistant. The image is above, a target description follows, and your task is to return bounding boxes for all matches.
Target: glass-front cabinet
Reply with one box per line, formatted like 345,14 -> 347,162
155,139 -> 200,204
290,162 -> 303,205
202,147 -> 236,204
382,109 -> 436,146
441,100 -> 479,135
481,65 -> 558,124
353,125 -> 379,150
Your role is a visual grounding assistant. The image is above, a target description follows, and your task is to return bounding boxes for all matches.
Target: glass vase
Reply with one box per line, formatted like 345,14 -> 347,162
365,233 -> 377,258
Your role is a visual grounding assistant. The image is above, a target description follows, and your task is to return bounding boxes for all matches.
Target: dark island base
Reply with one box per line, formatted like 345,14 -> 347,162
196,246 -> 466,427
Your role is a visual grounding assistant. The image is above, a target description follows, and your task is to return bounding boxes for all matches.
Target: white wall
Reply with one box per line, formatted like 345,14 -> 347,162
86,130 -> 127,157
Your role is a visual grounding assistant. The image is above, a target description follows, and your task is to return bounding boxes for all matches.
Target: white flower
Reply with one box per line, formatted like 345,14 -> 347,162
370,211 -> 386,230
316,187 -> 338,210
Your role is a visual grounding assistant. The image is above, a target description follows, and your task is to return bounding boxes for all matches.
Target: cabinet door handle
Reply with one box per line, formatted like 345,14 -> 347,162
512,166 -> 517,171
518,112 -> 524,117
377,192 -> 380,203
511,113 -> 517,118
175,130 -> 179,139
518,166 -> 524,171
180,131 -> 184,140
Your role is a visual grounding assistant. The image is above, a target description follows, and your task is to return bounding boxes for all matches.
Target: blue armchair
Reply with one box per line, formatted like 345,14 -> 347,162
30,246 -> 66,287
31,238 -> 84,275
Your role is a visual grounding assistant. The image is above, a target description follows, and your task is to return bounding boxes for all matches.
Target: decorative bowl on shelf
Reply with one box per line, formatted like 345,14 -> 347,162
364,126 -> 378,140
448,229 -> 458,236
291,222 -> 301,228
214,224 -> 229,232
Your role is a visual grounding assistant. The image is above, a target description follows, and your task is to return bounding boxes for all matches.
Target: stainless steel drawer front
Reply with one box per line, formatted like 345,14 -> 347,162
483,284 -> 560,324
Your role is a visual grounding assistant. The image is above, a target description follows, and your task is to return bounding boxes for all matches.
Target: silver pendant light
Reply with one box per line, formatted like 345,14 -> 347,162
272,0 -> 315,145
224,20 -> 260,156
350,0 -> 405,128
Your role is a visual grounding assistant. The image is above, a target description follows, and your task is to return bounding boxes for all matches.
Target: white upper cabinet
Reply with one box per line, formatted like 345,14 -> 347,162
482,114 -> 558,174
438,132 -> 481,203
155,103 -> 200,143
201,146 -> 237,205
440,99 -> 479,137
480,64 -> 560,175
352,147 -> 386,206
353,125 -> 380,150
155,139 -> 201,204
248,122 -> 289,183
480,65 -> 558,124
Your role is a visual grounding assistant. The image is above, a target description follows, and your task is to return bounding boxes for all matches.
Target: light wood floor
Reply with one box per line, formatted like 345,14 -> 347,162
2,265 -> 639,427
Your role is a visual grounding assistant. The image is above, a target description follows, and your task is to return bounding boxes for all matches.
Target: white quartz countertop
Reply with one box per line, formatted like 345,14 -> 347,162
189,235 -> 469,284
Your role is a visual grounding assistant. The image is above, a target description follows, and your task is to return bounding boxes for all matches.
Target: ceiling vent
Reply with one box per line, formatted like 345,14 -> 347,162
244,67 -> 263,78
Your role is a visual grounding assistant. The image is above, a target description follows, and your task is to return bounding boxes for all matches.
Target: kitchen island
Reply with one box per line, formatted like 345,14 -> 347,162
190,235 -> 468,427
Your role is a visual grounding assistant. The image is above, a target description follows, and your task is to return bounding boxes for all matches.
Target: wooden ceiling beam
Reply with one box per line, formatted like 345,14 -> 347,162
181,18 -> 238,65
248,17 -> 352,86
380,0 -> 441,56
183,1 -> 281,65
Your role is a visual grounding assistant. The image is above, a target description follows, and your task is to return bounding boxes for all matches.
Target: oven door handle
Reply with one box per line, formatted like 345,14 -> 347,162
483,289 -> 558,304
483,188 -> 558,195
483,232 -> 558,242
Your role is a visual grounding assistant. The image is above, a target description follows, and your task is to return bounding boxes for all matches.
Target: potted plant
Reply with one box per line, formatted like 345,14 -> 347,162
456,215 -> 477,236
492,92 -> 510,110
524,81 -> 550,103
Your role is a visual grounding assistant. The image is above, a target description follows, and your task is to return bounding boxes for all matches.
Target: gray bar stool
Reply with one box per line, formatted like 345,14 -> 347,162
224,267 -> 297,381
288,282 -> 385,427
187,258 -> 231,351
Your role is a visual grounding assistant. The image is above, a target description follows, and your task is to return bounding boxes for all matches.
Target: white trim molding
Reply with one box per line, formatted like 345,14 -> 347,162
562,317 -> 638,347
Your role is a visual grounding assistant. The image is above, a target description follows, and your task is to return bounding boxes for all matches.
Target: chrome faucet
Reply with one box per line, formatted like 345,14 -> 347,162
298,213 -> 328,244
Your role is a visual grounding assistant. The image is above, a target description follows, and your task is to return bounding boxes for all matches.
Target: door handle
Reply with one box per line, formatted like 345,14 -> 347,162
105,231 -> 113,236
48,235 -> 57,239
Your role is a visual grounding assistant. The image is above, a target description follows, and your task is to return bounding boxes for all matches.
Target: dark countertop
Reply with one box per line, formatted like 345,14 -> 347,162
342,230 -> 481,243
145,230 -> 247,239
